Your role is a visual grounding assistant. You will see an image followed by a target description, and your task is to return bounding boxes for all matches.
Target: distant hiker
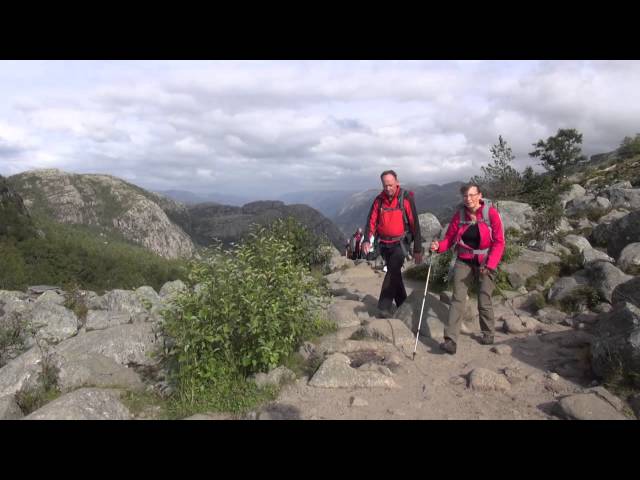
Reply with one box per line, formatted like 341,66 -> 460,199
345,238 -> 352,258
430,182 -> 505,354
350,227 -> 364,260
361,170 -> 422,318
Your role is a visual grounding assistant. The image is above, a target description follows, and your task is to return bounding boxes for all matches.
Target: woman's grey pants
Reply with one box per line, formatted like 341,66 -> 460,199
444,260 -> 496,344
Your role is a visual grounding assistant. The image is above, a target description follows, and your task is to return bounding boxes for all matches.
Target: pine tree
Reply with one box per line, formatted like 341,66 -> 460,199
529,128 -> 586,181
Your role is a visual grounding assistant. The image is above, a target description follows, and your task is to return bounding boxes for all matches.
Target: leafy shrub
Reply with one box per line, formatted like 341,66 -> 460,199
161,222 -> 331,415
14,341 -> 61,414
558,286 -> 602,313
0,315 -> 28,368
259,217 -> 332,268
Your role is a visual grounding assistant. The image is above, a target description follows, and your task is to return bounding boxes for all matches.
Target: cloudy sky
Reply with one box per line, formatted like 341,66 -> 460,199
0,60 -> 638,200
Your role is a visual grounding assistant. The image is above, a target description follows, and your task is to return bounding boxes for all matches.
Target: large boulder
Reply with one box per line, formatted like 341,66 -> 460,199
581,248 -> 614,266
559,184 -> 586,208
584,261 -> 632,303
395,290 -> 449,339
611,277 -> 640,309
0,347 -> 42,397
54,323 -> 160,367
561,234 -> 592,253
327,299 -> 366,328
0,395 -> 23,420
565,195 -> 611,219
618,243 -> 640,275
556,393 -> 628,420
308,353 -> 396,389
24,388 -> 132,420
494,201 -> 535,232
547,271 -> 589,304
85,311 -> 132,332
26,302 -> 78,345
418,213 -> 442,243
604,211 -> 640,259
590,302 -> 640,383
501,249 -> 561,290
159,280 -> 187,299
55,353 -> 145,392
605,186 -> 640,211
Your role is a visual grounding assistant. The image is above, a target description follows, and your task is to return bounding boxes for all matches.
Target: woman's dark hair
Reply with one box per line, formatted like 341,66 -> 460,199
460,182 -> 482,195
380,170 -> 398,180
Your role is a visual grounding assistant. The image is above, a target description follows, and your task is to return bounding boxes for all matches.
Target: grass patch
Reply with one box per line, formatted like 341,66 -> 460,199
558,285 -> 602,314
120,390 -> 172,419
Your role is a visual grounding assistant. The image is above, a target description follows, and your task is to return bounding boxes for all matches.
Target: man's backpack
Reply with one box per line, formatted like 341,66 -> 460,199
376,189 -> 414,257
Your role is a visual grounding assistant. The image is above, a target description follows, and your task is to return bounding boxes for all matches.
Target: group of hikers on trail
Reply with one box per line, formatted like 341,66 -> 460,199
361,169 -> 505,355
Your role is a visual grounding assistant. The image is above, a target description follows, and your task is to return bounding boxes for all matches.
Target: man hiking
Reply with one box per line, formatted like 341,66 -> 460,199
362,170 -> 423,318
430,182 -> 505,354
350,227 -> 364,260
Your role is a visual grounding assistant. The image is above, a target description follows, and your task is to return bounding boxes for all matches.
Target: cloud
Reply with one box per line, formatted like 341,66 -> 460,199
0,60 -> 639,199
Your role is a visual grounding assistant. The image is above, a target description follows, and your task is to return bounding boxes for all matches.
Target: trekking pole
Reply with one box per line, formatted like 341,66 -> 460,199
412,249 -> 435,361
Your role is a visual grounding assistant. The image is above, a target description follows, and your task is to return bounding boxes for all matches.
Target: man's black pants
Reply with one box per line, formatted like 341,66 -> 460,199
378,242 -> 407,312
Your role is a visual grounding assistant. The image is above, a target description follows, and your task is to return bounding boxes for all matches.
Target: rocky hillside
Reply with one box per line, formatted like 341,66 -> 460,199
333,181 -> 463,235
1,175 -> 39,241
186,200 -> 346,250
8,169 -> 195,259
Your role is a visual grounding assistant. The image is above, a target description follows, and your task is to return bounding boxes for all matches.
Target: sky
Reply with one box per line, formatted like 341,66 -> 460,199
0,60 -> 638,200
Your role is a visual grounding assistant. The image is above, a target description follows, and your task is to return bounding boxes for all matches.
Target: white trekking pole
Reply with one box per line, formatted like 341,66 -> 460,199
412,249 -> 435,361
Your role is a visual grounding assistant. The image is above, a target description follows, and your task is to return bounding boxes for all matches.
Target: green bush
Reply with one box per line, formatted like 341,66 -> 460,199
259,217 -> 332,268
161,222 -> 331,415
558,286 -> 602,314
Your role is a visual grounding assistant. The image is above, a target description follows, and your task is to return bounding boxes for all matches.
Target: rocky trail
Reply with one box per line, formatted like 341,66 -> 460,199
251,260 -> 635,420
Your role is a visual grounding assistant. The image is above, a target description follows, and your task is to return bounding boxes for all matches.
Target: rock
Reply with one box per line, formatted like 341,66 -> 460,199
611,277 -> 640,308
593,303 -> 613,314
357,362 -> 393,377
618,242 -> 640,274
539,240 -> 571,256
27,302 -> 78,345
362,318 -> 417,349
34,290 -> 66,306
561,234 -> 592,253
604,211 -> 640,259
590,302 -> 640,381
565,195 -> 610,218
54,323 -> 160,367
629,393 -> 640,419
0,347 -> 43,397
501,249 -> 561,290
100,289 -> 152,322
536,307 -> 568,324
501,314 -> 541,334
581,248 -> 614,266
597,208 -> 630,225
418,213 -> 442,243
468,368 -> 511,392
548,372 -> 560,381
556,393 -> 627,420
327,255 -> 354,273
605,186 -> 640,211
495,201 -> 535,232
559,184 -> 586,208
584,261 -> 632,303
548,271 -> 589,303
297,341 -> 317,361
308,353 -> 396,389
0,395 -> 23,420
395,291 -> 448,339
584,386 -> 625,412
266,366 -> 296,386
327,299 -> 365,328
85,310 -> 132,331
55,353 -> 145,392
491,344 -> 512,355
159,280 -> 187,299
349,396 -> 369,407
25,388 -> 132,420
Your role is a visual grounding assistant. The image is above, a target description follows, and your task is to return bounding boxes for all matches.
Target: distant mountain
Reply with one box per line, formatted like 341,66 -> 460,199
158,190 -> 251,207
9,169 -> 195,259
333,181 -> 464,235
186,200 -> 346,250
277,190 -> 355,219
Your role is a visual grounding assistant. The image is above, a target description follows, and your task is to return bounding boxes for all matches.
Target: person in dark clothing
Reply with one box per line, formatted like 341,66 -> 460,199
351,227 -> 363,259
361,170 -> 423,318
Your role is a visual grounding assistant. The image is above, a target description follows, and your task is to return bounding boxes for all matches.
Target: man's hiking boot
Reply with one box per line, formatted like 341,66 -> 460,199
479,334 -> 494,345
439,338 -> 457,354
377,308 -> 393,319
